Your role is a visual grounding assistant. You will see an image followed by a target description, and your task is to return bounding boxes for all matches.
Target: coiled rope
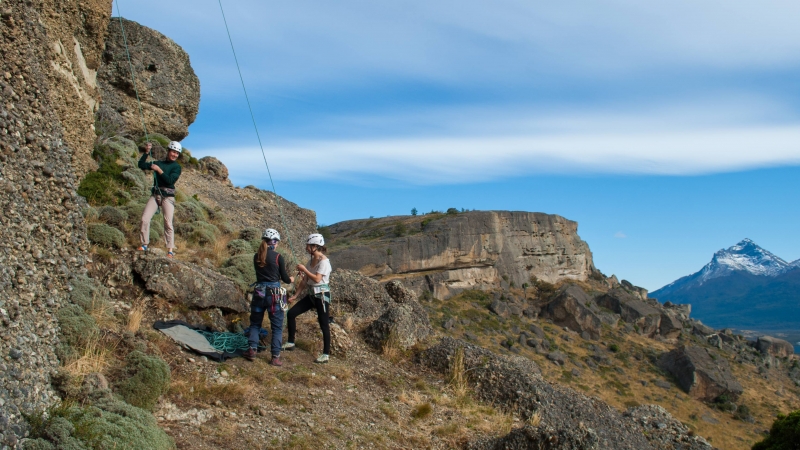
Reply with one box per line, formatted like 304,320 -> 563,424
197,330 -> 255,353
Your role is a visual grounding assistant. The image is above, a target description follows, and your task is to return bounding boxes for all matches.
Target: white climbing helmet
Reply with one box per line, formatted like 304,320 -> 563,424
168,141 -> 182,153
306,233 -> 325,246
262,228 -> 281,241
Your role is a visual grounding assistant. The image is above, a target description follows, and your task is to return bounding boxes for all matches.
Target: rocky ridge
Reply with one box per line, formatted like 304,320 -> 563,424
328,210 -> 596,299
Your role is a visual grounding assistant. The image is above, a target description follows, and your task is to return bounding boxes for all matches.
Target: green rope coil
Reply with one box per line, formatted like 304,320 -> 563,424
197,330 -> 252,353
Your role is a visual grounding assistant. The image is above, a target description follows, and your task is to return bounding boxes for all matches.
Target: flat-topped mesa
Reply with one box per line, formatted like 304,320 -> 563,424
327,210 -> 595,298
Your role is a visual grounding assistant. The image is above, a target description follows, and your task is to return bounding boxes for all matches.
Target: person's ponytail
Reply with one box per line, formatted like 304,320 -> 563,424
256,239 -> 269,267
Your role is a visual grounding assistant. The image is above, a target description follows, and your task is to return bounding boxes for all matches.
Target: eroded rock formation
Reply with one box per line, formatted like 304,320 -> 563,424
329,211 -> 595,298
97,17 -> 200,141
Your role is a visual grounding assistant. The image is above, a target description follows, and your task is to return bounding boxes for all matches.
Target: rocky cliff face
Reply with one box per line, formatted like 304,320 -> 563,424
0,0 -> 112,445
97,17 -> 200,141
328,211 -> 595,298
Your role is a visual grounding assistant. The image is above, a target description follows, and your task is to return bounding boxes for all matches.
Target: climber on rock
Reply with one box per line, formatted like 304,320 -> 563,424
244,228 -> 294,366
284,233 -> 333,364
138,141 -> 182,258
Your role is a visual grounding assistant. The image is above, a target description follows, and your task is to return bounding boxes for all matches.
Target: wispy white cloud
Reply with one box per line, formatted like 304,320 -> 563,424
615,232 -> 627,239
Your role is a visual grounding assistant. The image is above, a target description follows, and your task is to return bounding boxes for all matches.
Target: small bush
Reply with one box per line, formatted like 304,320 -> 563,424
752,410 -> 800,450
57,305 -> 99,349
118,351 -> 171,411
240,227 -> 261,242
87,223 -> 125,248
608,343 -> 620,353
393,221 -> 407,237
174,199 -> 207,223
25,398 -> 174,450
176,221 -> 218,245
136,133 -> 171,148
446,208 -> 459,215
220,254 -> 257,292
412,402 -> 432,419
98,206 -> 128,227
227,239 -> 253,256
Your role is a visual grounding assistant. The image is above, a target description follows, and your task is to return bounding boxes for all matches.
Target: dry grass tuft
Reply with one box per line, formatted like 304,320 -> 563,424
170,373 -> 251,407
342,315 -> 355,332
411,402 -> 433,419
449,345 -> 469,398
381,328 -> 405,363
62,335 -> 117,378
529,410 -> 542,426
125,296 -> 149,333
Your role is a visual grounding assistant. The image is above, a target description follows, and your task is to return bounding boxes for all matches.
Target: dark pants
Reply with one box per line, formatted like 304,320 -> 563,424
248,283 -> 284,357
287,293 -> 330,355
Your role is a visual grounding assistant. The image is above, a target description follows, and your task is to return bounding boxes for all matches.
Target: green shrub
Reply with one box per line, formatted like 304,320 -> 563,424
240,227 -> 261,242
220,254 -> 256,292
446,208 -> 459,215
176,221 -> 218,245
136,133 -> 171,148
227,239 -> 253,256
392,221 -> 407,237
608,343 -> 620,353
122,201 -> 146,221
118,351 -> 171,411
69,275 -> 111,313
56,305 -> 99,361
752,410 -> 800,450
98,206 -> 128,227
106,136 -> 137,155
217,221 -> 235,235
87,223 -> 126,248
25,398 -> 174,450
174,199 -> 207,223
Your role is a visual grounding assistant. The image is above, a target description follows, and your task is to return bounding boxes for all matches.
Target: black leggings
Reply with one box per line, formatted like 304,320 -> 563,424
287,294 -> 330,355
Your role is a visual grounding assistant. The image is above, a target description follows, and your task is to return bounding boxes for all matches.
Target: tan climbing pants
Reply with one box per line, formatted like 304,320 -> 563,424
140,195 -> 175,248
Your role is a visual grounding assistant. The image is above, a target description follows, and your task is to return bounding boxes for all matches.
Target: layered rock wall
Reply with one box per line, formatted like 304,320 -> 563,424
329,211 -> 594,298
0,0 -> 112,445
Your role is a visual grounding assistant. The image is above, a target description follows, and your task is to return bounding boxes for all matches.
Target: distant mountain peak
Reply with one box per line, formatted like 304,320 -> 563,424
701,239 -> 789,280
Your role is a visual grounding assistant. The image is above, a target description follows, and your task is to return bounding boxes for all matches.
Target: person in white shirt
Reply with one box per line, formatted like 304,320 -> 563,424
284,233 -> 333,364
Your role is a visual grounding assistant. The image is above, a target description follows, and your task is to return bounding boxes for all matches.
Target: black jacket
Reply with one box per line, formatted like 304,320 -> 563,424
253,248 -> 291,283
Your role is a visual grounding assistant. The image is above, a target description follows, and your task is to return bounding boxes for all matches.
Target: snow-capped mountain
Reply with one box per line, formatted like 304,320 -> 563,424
695,238 -> 791,281
651,239 -> 800,331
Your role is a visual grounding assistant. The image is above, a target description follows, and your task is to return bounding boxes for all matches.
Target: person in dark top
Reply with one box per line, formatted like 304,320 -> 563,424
138,141 -> 183,258
244,228 -> 294,366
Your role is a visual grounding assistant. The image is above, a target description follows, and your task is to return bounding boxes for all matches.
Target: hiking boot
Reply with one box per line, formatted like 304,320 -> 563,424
167,251 -> 175,259
270,356 -> 283,367
244,348 -> 257,361
315,354 -> 329,364
138,245 -> 148,252
282,342 -> 296,351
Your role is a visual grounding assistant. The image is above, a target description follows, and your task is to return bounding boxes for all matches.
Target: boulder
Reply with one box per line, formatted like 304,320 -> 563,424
198,156 -> 229,181
489,300 -> 510,318
657,345 -> 743,401
420,337 -> 652,449
384,280 -> 417,303
659,313 -> 683,339
624,405 -> 713,449
620,279 -> 649,300
328,269 -> 392,321
663,301 -> 691,319
542,285 -> 602,340
691,321 -> 715,337
363,303 -> 431,350
755,336 -> 795,358
466,424 -> 600,450
132,255 -> 247,313
596,288 -> 661,337
98,18 -> 200,140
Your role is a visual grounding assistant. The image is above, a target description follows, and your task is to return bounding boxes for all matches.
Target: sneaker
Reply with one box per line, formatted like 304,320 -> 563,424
167,251 -> 175,259
282,342 -> 296,351
315,354 -> 329,364
244,348 -> 257,361
138,245 -> 148,252
270,356 -> 283,367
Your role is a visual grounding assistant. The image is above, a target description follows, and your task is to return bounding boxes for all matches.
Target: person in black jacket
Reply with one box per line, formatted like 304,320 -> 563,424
244,228 -> 294,366
138,141 -> 183,258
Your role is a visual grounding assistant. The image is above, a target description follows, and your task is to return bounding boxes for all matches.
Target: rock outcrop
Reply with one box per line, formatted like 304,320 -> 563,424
328,269 -> 392,321
329,211 -> 595,299
755,336 -> 795,358
363,281 -> 431,349
466,424 -> 600,450
133,255 -> 248,313
597,288 -> 662,337
541,285 -> 603,340
0,0 -> 113,445
97,17 -> 200,141
658,345 -> 743,401
421,337 -> 667,449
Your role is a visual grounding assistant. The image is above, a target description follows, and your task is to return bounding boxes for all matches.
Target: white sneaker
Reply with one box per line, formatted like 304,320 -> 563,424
315,354 -> 329,364
282,342 -> 296,351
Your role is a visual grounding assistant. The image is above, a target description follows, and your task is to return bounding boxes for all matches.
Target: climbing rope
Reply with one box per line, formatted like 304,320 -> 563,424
197,330 -> 254,353
216,0 -> 300,266
114,1 -> 165,211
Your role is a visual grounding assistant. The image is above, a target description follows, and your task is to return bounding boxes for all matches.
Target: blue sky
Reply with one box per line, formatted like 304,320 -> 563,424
116,0 -> 800,291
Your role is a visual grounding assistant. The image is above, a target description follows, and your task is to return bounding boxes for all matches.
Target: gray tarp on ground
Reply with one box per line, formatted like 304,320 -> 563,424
158,325 -> 218,354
